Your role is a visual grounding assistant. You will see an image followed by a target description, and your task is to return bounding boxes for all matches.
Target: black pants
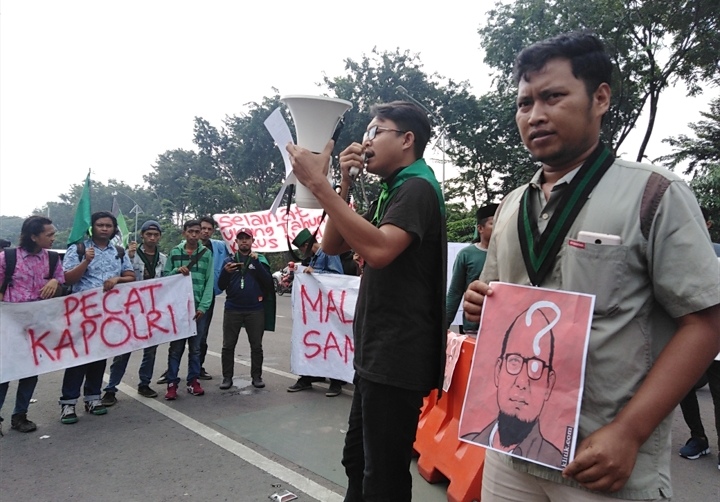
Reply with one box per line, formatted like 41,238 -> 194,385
221,309 -> 264,379
679,360 -> 720,450
341,376 -> 426,502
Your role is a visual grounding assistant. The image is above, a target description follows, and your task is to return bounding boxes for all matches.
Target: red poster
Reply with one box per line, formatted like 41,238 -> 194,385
459,282 -> 594,470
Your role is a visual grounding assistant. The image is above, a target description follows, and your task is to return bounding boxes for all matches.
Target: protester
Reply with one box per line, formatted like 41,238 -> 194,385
197,216 -> 230,379
287,101 -> 447,500
463,32 -> 720,499
286,228 -> 346,397
446,203 -> 497,333
101,220 -> 167,405
156,216 -> 228,384
0,216 -> 64,434
59,211 -> 135,424
217,227 -> 275,390
675,207 -> 720,469
162,219 -> 214,400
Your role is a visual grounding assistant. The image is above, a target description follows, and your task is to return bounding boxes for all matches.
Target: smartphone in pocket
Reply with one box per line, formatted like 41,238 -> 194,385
577,231 -> 622,246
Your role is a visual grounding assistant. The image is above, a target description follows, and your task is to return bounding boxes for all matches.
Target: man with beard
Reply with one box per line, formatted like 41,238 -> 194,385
463,32 -> 720,499
217,228 -> 274,390
462,307 -> 561,467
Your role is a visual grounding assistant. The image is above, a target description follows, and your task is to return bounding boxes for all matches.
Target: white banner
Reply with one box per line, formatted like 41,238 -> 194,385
214,205 -> 327,254
290,272 -> 360,382
0,275 -> 196,383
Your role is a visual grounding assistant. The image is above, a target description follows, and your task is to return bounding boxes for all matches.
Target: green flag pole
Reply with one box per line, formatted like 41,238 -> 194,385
67,171 -> 92,245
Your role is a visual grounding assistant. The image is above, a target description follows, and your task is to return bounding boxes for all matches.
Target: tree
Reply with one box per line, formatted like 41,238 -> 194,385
658,96 -> 720,241
690,164 -> 720,242
657,96 -> 720,177
479,0 -> 720,162
324,48 -> 453,212
144,149 -> 205,224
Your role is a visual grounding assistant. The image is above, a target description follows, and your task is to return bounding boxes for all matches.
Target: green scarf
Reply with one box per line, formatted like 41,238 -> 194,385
371,158 -> 445,226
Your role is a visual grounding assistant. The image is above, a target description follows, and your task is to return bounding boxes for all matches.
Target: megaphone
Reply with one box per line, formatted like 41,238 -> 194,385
281,95 -> 353,209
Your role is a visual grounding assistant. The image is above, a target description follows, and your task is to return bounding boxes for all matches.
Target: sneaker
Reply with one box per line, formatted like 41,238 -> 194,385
187,378 -> 205,396
101,391 -> 117,407
10,413 -> 37,433
198,368 -> 213,380
287,379 -> 312,392
165,382 -> 178,400
252,376 -> 265,389
60,404 -> 78,424
137,385 -> 158,398
326,381 -> 343,397
219,377 -> 233,390
679,436 -> 710,459
84,399 -> 108,416
156,370 -> 169,385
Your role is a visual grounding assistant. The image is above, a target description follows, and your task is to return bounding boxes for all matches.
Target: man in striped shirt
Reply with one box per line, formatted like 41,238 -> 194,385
162,219 -> 214,400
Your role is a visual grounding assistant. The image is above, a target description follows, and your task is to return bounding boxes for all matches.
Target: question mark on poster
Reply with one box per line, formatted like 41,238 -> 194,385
525,301 -> 561,368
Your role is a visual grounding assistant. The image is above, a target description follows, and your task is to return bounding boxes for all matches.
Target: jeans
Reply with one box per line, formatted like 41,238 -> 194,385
104,345 -> 158,393
221,309 -> 264,379
341,376 -> 426,502
679,360 -> 720,450
166,316 -> 205,385
198,296 -> 215,368
0,376 -> 39,418
59,359 -> 107,405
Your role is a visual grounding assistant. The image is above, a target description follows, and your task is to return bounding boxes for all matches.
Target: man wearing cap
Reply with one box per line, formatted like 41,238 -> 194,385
101,220 -> 167,405
287,228 -> 345,396
217,227 -> 274,390
446,203 -> 498,333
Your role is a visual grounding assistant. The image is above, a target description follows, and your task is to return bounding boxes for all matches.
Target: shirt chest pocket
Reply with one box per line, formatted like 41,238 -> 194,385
561,240 -> 629,316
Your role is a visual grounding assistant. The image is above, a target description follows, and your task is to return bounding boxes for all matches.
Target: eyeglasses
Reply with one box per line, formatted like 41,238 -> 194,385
363,125 -> 407,142
503,353 -> 550,380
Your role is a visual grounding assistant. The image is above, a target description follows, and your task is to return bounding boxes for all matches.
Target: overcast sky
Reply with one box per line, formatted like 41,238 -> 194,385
0,1 -> 713,217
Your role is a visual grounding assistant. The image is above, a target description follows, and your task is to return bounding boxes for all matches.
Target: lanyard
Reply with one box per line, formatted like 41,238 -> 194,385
518,144 -> 614,286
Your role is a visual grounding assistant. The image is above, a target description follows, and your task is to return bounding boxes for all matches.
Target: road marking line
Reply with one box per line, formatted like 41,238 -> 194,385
205,350 -> 352,396
114,380 -> 343,502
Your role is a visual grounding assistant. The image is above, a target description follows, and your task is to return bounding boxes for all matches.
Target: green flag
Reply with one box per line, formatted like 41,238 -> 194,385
68,172 -> 92,245
116,209 -> 130,248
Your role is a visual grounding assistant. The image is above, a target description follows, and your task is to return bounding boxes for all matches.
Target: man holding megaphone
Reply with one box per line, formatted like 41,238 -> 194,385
287,101 -> 447,502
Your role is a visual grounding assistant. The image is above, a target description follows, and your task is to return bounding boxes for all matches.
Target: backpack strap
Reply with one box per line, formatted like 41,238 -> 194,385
47,251 -> 60,280
75,241 -> 86,262
640,172 -> 672,240
1,248 -> 17,294
114,245 -> 125,260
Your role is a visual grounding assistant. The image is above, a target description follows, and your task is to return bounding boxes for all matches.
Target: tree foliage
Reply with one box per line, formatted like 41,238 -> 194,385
479,0 -> 720,162
657,96 -> 720,177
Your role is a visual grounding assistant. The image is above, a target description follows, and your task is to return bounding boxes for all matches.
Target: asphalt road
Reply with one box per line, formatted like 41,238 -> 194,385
0,294 -> 717,501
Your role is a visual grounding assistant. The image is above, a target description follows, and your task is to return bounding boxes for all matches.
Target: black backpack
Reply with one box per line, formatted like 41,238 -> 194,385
1,248 -> 60,294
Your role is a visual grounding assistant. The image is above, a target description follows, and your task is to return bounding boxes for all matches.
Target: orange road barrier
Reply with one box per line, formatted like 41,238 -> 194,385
414,336 -> 485,502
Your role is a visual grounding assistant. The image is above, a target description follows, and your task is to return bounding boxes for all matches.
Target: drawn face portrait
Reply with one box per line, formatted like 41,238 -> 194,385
494,313 -> 556,426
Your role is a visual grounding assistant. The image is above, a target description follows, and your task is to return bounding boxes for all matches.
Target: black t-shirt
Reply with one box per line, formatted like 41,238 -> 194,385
354,177 -> 445,392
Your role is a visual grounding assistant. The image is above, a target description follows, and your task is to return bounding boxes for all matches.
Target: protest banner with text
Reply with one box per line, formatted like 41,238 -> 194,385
214,205 -> 327,254
290,272 -> 359,383
0,274 -> 195,383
